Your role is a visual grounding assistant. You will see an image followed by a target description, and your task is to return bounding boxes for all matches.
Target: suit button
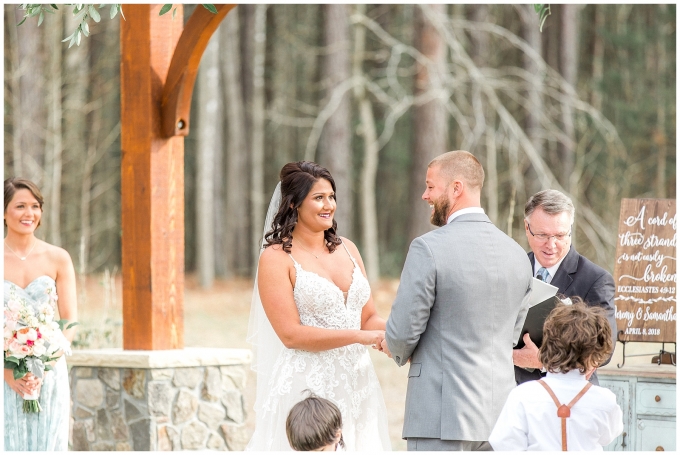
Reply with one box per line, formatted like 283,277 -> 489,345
396,356 -> 401,363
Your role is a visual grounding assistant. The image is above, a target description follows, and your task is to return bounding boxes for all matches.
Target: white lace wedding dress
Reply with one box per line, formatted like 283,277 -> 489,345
246,244 -> 391,451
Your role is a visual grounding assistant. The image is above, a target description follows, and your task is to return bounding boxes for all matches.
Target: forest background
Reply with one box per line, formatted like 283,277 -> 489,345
4,4 -> 675,283
3,4 -> 676,448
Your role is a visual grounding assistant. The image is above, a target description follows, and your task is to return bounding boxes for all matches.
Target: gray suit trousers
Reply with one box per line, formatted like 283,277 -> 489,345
407,438 -> 493,451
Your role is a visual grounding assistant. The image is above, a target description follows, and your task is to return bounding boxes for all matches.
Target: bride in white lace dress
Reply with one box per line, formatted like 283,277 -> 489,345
246,162 -> 391,451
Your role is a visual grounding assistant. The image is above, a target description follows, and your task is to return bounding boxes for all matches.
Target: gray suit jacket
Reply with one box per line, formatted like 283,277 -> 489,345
386,213 -> 533,441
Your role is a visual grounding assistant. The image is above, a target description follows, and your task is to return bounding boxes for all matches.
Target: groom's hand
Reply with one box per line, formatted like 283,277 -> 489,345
380,339 -> 393,358
512,333 -> 543,369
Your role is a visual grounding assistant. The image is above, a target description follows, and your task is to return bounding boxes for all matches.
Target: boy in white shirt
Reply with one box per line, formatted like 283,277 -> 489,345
489,299 -> 623,451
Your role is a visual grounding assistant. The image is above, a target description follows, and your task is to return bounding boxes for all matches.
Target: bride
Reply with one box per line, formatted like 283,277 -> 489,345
246,161 -> 391,450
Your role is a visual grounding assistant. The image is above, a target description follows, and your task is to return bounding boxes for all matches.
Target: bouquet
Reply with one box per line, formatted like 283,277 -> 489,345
4,287 -> 76,413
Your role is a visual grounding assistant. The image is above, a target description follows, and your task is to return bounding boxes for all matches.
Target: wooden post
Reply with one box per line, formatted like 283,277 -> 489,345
120,5 -> 185,350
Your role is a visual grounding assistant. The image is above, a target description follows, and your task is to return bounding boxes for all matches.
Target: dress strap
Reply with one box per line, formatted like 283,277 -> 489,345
537,379 -> 592,451
287,253 -> 300,266
340,241 -> 358,266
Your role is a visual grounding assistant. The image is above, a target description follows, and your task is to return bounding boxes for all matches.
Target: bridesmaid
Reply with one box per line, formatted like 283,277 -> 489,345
4,177 -> 77,451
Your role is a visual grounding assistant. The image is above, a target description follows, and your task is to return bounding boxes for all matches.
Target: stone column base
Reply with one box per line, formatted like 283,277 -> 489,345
68,348 -> 251,451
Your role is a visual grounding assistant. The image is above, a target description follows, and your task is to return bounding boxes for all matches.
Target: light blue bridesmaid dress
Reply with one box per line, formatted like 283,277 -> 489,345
4,276 -> 70,451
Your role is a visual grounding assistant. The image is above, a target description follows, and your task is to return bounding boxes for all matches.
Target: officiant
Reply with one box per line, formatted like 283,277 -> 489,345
513,189 -> 617,385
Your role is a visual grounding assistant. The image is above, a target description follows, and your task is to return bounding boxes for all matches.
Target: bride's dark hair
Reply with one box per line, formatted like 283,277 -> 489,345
264,161 -> 342,254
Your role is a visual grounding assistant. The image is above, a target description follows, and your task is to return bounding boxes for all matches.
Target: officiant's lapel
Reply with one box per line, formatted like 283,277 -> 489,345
549,246 -> 578,294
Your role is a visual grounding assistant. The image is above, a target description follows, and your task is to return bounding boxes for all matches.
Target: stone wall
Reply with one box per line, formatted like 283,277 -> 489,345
68,348 -> 251,451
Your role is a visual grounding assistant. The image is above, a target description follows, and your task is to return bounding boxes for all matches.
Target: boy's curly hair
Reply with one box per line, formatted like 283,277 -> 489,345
538,298 -> 613,374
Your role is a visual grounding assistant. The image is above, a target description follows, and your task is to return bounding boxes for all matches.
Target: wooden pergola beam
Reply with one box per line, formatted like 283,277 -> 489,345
161,4 -> 235,137
120,4 -> 230,350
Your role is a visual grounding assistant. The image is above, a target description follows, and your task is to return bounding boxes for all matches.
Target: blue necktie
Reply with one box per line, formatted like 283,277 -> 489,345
537,267 -> 550,282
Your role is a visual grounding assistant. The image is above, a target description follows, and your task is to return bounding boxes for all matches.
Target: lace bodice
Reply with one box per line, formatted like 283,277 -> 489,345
290,249 -> 370,331
247,242 -> 391,450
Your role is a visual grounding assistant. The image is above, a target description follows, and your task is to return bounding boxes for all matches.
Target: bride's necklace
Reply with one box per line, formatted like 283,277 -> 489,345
294,240 -> 325,259
5,239 -> 37,261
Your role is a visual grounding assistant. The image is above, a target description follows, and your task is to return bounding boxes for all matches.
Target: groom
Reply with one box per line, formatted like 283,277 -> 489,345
382,151 -> 533,451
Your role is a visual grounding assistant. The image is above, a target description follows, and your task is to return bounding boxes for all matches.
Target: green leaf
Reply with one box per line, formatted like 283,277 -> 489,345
203,4 -> 218,14
172,7 -> 177,20
118,5 -> 125,20
159,4 -> 173,16
17,17 -> 27,26
4,357 -> 20,366
109,4 -> 117,19
50,4 -> 58,10
89,5 -> 101,22
13,366 -> 28,380
67,322 -> 80,329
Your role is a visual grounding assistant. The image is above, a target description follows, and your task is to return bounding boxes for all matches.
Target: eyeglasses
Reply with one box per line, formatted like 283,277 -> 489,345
527,223 -> 571,242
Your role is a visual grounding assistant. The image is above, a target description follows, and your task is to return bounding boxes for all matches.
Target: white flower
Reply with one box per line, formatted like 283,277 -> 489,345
15,327 -> 38,344
32,340 -> 47,357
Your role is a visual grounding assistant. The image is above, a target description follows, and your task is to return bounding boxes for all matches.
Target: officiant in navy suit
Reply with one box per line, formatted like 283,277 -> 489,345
513,189 -> 617,385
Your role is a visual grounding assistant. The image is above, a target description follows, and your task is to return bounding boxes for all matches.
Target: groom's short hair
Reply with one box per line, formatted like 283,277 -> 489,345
429,150 -> 485,190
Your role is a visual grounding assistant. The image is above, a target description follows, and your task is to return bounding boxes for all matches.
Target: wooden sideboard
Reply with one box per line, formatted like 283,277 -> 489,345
598,364 -> 675,451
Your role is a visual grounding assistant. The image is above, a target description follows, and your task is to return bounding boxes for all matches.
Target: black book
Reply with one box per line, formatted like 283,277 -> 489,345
514,295 -> 562,349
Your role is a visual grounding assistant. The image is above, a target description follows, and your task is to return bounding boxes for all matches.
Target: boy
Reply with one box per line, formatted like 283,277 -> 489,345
286,392 -> 344,451
489,300 -> 623,451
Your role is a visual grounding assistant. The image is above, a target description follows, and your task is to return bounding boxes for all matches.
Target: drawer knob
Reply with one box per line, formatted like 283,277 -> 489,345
656,446 -> 664,451
655,395 -> 661,402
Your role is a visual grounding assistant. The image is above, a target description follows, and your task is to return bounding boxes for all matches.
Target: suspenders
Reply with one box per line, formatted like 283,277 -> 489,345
537,380 -> 593,451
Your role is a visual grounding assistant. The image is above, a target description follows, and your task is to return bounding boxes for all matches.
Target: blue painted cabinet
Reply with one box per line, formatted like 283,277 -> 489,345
598,364 -> 675,451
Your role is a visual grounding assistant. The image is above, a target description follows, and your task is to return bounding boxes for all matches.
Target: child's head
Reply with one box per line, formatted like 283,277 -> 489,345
286,391 -> 344,451
539,299 -> 613,374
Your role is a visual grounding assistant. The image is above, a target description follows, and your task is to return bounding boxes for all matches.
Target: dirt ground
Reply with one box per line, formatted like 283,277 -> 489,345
76,273 -> 666,451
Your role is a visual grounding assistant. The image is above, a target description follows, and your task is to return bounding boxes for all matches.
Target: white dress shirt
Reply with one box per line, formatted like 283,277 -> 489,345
447,207 -> 485,224
533,256 -> 566,284
489,369 -> 623,451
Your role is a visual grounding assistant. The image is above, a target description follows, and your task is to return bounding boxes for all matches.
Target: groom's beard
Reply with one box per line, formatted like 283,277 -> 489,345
430,194 -> 451,227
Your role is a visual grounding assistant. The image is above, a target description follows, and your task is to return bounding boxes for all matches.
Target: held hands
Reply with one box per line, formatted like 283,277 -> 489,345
359,330 -> 385,350
4,369 -> 42,397
512,333 -> 543,369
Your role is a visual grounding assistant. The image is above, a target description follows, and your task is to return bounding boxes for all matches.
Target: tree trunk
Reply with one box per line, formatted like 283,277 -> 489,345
655,4 -> 668,198
45,13 -> 63,246
62,11 -> 89,264
518,4 -> 544,196
222,9 -> 250,277
6,6 -> 23,177
559,4 -> 581,192
408,4 -> 448,242
250,4 -> 267,266
196,33 -> 222,288
352,4 -> 379,282
14,6 -> 46,182
269,6 -> 296,174
469,5 -> 498,224
320,4 -> 353,239
590,5 -> 605,112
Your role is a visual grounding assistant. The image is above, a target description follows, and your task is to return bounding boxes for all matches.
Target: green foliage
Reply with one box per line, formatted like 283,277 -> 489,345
19,4 -> 125,47
158,4 -> 217,18
533,4 -> 551,32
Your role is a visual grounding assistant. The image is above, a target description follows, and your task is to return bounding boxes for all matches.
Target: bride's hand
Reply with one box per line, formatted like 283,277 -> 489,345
358,330 -> 385,348
4,369 -> 41,397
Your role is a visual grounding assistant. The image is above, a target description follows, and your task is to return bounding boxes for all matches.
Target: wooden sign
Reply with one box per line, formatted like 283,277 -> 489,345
613,199 -> 676,342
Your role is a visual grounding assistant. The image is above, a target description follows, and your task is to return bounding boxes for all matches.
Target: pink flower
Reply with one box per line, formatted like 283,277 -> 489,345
9,340 -> 32,359
6,299 -> 22,314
